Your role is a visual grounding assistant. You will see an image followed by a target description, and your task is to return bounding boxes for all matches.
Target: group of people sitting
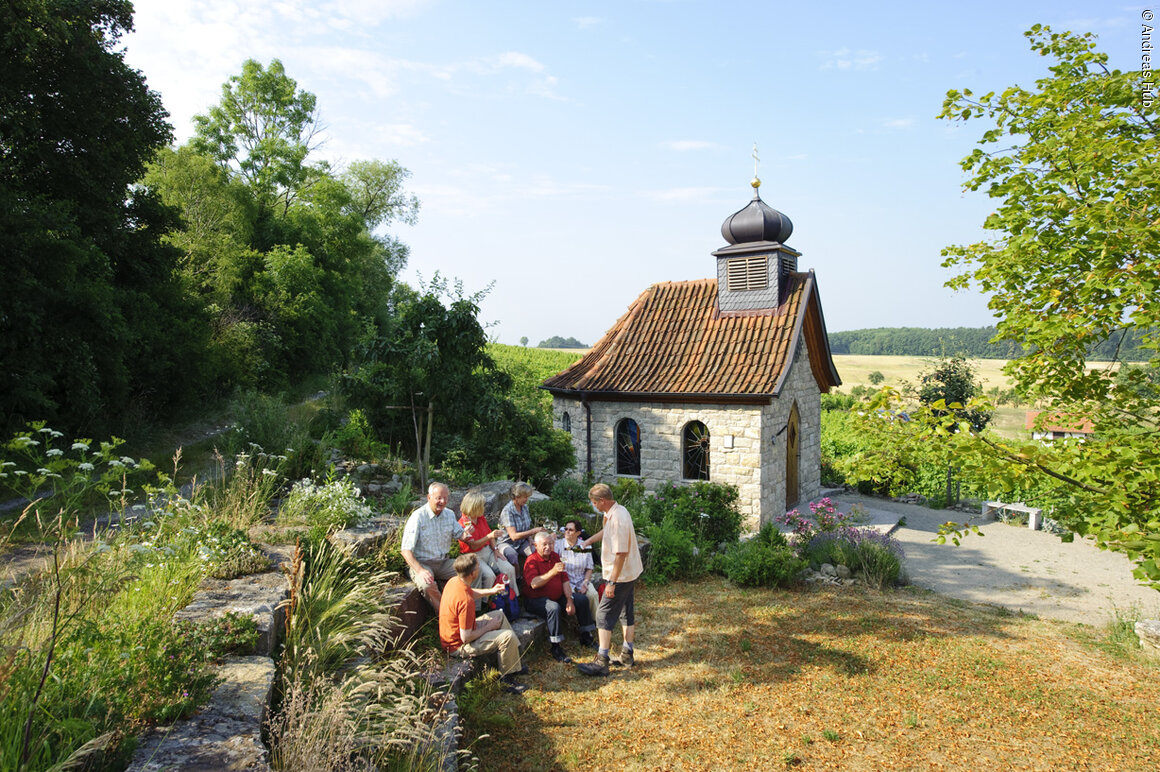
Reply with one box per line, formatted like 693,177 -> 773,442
401,480 -> 642,694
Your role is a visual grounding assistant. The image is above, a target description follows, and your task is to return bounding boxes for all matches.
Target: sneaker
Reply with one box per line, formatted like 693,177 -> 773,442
501,680 -> 528,695
618,647 -> 634,668
577,654 -> 610,677
551,644 -> 572,663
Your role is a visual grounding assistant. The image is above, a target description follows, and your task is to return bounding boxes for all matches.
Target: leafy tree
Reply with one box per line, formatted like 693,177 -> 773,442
192,59 -> 321,216
520,336 -> 528,347
1,0 -> 206,434
867,371 -> 885,385
916,25 -> 1160,586
343,278 -> 574,484
148,59 -> 418,389
537,335 -> 586,349
917,357 -> 991,433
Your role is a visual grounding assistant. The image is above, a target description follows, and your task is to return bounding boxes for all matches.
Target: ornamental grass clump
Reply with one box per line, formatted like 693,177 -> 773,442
270,539 -> 453,770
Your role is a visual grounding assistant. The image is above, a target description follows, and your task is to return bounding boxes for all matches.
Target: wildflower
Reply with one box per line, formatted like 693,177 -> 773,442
120,456 -> 135,465
108,459 -> 124,468
46,448 -> 64,457
38,427 -> 54,434
72,442 -> 90,451
77,462 -> 94,472
50,430 -> 63,438
37,467 -> 52,475
262,468 -> 277,476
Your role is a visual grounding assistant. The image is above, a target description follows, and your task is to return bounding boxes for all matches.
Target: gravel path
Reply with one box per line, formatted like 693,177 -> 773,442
827,491 -> 1160,626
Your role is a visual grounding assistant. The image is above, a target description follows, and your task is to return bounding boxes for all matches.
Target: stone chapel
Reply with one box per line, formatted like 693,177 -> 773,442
541,176 -> 841,527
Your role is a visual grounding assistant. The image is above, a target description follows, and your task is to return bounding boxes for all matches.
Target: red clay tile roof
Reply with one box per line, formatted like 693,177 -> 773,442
542,273 -> 841,403
1024,410 -> 1095,434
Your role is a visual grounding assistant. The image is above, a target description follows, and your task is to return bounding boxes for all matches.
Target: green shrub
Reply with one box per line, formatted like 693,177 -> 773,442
329,408 -> 390,461
549,477 -> 592,506
720,524 -> 805,588
197,519 -> 271,578
611,477 -> 647,513
642,517 -> 701,584
227,390 -> 308,457
801,531 -> 858,569
529,497 -> 588,526
175,611 -> 261,661
639,481 -> 742,547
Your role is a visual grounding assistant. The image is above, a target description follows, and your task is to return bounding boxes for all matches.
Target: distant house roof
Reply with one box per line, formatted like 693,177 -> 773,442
1024,410 -> 1095,435
542,272 -> 841,404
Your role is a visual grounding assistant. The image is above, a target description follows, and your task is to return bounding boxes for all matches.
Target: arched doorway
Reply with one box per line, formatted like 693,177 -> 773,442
785,403 -> 800,509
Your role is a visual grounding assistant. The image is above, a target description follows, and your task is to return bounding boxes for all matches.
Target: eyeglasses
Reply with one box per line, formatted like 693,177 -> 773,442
563,527 -> 576,532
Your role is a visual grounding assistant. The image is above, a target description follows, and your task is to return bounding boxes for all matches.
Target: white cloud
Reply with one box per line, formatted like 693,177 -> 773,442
818,48 -> 882,71
882,118 -> 914,129
573,16 -> 602,29
660,140 -> 719,152
482,52 -> 547,73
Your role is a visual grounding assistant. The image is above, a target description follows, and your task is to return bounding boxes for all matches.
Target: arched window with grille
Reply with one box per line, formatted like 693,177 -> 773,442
615,418 -> 641,476
682,421 -> 710,480
562,411 -> 571,433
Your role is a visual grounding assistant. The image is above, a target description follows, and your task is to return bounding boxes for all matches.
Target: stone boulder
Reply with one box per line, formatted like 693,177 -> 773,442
173,571 -> 289,658
1136,618 -> 1160,657
329,515 -> 404,558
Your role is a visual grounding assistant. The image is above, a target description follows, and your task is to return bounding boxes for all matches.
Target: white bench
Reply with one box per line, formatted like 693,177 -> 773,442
982,501 -> 1043,530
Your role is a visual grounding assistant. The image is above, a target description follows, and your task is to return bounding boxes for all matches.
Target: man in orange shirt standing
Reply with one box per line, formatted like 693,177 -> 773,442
439,552 -> 529,694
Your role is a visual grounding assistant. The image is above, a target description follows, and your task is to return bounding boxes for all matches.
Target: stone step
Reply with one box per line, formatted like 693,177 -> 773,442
172,566 -> 290,658
127,655 -> 275,772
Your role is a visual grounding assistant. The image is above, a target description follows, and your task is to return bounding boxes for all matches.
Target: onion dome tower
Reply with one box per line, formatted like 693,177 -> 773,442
712,169 -> 800,314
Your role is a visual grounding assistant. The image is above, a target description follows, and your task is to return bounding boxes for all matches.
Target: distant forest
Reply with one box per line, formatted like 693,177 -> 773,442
537,336 -> 587,349
828,326 -> 1153,362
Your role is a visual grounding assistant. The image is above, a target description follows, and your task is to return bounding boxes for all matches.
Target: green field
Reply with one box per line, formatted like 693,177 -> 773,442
831,353 -> 1013,391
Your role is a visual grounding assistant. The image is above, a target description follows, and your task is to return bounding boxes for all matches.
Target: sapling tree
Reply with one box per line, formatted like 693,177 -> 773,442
885,25 -> 1160,587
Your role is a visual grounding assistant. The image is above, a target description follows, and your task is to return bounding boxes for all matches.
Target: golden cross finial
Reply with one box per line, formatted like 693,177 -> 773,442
751,142 -> 761,190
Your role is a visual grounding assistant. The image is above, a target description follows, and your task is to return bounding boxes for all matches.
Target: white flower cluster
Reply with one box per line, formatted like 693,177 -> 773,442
282,477 -> 374,528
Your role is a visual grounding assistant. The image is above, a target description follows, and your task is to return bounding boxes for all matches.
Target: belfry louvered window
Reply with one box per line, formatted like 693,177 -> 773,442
726,256 -> 769,292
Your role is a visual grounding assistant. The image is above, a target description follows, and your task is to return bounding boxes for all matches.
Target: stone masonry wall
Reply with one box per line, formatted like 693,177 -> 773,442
759,340 -> 823,525
553,398 -> 765,525
551,342 -> 824,529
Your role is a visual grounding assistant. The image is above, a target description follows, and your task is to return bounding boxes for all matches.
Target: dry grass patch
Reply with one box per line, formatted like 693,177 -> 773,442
469,578 -> 1159,771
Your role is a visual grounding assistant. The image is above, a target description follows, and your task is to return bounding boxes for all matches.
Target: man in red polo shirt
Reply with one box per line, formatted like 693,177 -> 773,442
522,531 -> 596,662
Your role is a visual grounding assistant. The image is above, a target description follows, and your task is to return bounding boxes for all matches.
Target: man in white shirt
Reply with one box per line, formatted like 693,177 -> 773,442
578,483 -> 643,677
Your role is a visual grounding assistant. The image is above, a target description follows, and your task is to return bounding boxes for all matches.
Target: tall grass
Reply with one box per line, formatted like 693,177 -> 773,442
269,540 -> 456,770
0,428 -> 286,772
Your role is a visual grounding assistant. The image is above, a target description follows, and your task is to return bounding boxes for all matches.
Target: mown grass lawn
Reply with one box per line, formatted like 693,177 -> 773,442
467,577 -> 1158,771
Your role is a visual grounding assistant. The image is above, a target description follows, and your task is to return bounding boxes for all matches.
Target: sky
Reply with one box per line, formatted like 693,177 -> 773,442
121,0 -> 1147,345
